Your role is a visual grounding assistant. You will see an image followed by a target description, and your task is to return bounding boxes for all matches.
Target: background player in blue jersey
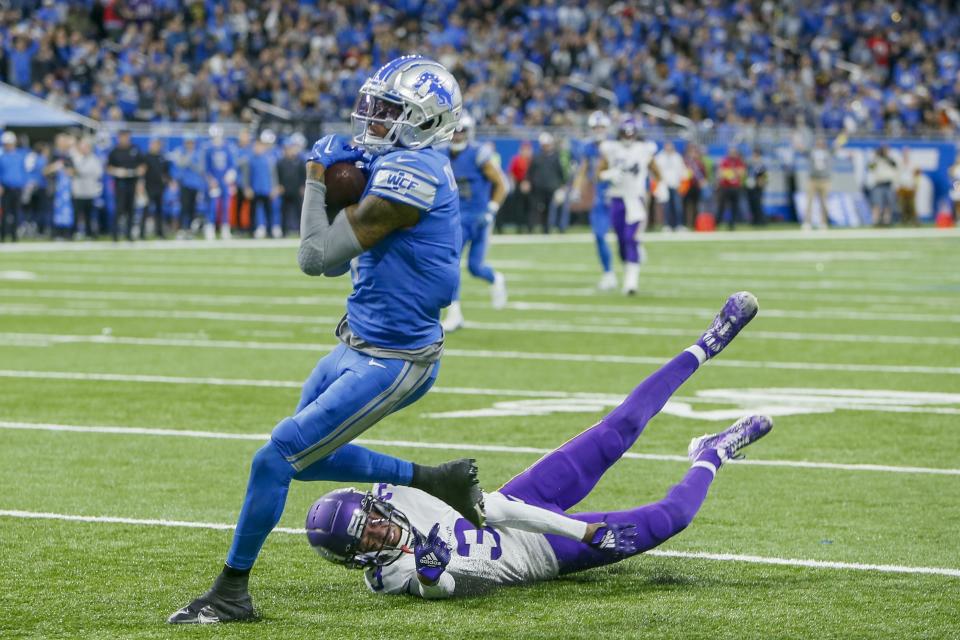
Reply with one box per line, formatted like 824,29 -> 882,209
170,55 -> 485,625
441,114 -> 509,333
574,111 -> 617,291
203,124 -> 236,240
244,131 -> 282,239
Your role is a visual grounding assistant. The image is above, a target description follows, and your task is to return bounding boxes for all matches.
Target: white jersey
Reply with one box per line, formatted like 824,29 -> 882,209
362,483 -> 560,597
599,139 -> 658,198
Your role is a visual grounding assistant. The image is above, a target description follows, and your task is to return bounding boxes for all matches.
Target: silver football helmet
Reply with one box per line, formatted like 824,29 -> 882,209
352,55 -> 463,154
450,113 -> 475,153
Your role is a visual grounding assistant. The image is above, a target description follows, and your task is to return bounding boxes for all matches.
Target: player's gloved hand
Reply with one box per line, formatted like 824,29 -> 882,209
307,134 -> 365,169
484,200 -> 499,225
588,523 -> 637,557
414,523 -> 451,584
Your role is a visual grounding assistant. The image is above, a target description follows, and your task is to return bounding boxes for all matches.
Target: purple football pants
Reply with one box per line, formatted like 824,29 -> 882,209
498,351 -> 715,575
609,197 -> 642,264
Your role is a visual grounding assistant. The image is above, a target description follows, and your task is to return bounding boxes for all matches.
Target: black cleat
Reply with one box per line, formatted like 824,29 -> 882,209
168,566 -> 255,624
168,590 -> 254,624
415,458 -> 486,528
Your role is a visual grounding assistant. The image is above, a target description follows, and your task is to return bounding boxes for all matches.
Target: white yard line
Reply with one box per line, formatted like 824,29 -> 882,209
3,269 -> 955,295
1,289 -> 957,324
6,259 -> 958,285
2,420 -> 958,477
0,507 -> 957,578
0,307 -> 957,346
1,335 -> 958,375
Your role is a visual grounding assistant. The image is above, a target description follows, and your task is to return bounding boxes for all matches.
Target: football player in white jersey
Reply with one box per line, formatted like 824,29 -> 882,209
597,118 -> 662,295
307,292 -> 772,598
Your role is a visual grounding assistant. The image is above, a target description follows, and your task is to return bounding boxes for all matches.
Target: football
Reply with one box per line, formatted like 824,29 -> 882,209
325,161 -> 367,213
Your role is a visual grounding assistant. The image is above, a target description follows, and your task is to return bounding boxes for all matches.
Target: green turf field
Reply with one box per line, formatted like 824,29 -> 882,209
1,229 -> 958,639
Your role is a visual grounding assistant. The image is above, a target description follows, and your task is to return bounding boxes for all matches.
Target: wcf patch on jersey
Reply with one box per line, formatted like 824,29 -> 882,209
370,168 -> 437,207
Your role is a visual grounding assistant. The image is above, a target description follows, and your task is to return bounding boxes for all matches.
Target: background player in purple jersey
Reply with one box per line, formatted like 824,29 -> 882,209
308,292 -> 771,598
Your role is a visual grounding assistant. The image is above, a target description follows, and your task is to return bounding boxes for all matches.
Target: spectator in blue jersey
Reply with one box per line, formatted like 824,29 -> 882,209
574,111 -> 617,291
440,114 -> 510,333
0,131 -> 29,242
246,131 -> 282,240
24,141 -> 51,239
170,55 -> 486,625
47,133 -> 75,240
169,136 -> 205,238
203,124 -> 236,240
5,31 -> 38,90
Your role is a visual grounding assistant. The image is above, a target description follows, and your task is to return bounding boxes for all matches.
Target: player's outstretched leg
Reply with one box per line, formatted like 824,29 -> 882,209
687,414 -> 774,463
500,292 -> 759,513
548,415 -> 773,575
695,291 -> 758,359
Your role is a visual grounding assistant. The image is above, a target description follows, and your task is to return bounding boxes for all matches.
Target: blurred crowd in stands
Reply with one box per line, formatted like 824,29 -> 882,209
3,0 -> 960,134
0,126 -> 309,242
2,122 -> 950,243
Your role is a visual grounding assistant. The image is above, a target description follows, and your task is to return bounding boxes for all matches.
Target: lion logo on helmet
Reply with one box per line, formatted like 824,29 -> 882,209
413,72 -> 453,108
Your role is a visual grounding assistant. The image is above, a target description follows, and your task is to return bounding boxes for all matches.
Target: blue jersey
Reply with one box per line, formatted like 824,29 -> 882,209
346,147 -> 461,350
0,148 -> 29,188
232,142 -> 253,189
205,143 -> 235,183
446,142 -> 494,220
248,151 -> 276,196
170,147 -> 206,191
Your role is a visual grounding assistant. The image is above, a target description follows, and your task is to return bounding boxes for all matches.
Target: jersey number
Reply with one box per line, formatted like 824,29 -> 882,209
443,164 -> 457,191
453,518 -> 502,560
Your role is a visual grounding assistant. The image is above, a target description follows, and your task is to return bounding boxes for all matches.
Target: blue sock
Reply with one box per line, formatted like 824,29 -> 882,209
226,443 -> 414,569
595,231 -> 612,272
294,444 -> 413,484
226,442 -> 295,570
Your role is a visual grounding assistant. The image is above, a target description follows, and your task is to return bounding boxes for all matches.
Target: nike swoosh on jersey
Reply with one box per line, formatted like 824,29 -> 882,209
368,358 -> 387,369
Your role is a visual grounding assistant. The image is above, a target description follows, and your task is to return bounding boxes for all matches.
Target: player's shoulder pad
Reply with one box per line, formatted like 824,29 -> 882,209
368,149 -> 441,210
475,142 -> 495,167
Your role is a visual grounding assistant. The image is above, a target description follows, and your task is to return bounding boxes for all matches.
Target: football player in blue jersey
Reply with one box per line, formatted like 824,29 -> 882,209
203,124 -> 236,240
169,55 -> 485,625
576,111 -> 617,291
440,114 -> 509,332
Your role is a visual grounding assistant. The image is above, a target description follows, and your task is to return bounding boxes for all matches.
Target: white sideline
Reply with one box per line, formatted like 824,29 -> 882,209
0,227 -> 956,252
1,305 -> 958,345
2,270 -> 953,296
3,420 -> 959,477
1,508 -> 957,579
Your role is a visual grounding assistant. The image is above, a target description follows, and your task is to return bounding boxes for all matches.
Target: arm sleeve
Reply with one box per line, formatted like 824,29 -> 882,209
297,178 -> 363,277
484,492 -> 589,541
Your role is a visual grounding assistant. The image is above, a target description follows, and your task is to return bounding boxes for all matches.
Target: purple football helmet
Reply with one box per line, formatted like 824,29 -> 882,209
618,116 -> 639,140
306,488 -> 414,569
